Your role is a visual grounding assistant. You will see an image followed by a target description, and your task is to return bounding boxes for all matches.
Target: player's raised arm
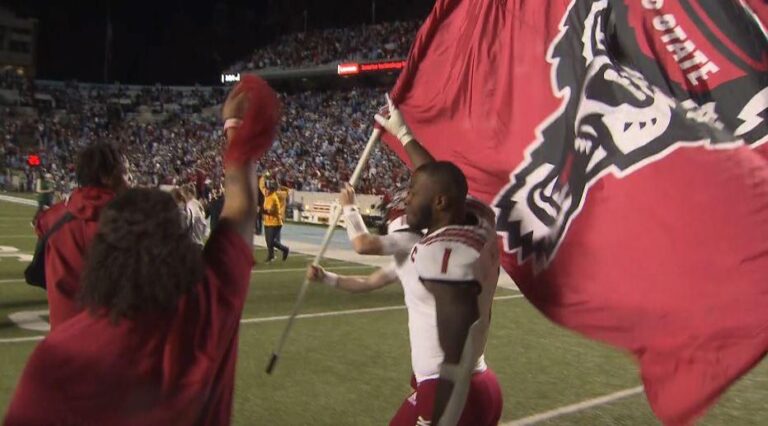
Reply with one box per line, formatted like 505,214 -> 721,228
341,183 -> 418,256
219,76 -> 281,244
306,264 -> 398,294
374,94 -> 434,169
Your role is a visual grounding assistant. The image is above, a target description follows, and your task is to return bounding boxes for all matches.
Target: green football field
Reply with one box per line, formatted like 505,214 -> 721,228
0,196 -> 766,425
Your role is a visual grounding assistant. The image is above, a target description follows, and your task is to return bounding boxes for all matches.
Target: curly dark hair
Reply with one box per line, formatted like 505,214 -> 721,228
80,188 -> 204,322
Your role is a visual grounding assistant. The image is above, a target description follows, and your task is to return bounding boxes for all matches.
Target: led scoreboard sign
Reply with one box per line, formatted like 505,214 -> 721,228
220,59 -> 404,84
337,60 -> 406,76
221,73 -> 241,83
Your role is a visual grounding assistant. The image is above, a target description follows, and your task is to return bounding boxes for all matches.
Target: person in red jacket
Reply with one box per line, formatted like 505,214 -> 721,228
34,143 -> 129,330
5,76 -> 279,426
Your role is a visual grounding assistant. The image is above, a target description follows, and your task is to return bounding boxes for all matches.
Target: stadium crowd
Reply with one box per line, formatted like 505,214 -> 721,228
1,72 -> 409,201
228,21 -> 419,70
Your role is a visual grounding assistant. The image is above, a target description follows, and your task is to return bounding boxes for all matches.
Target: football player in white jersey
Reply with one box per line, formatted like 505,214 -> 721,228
308,95 -> 502,425
308,185 -> 434,426
401,162 -> 502,426
375,95 -> 503,426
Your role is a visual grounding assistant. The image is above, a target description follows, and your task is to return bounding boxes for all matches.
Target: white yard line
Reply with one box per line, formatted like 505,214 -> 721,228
251,265 -> 373,274
501,386 -> 645,425
0,295 -> 524,344
0,195 -> 37,206
0,336 -> 44,343
240,305 -> 406,323
0,266 -> 373,284
242,294 -> 524,324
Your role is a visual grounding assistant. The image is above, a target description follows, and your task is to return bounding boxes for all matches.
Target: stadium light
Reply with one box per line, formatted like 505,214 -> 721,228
337,63 -> 361,76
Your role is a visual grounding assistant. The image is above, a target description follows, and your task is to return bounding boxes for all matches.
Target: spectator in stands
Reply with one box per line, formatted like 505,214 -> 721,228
34,143 -> 129,330
2,76 -> 408,199
263,180 -> 289,262
227,21 -> 420,71
5,78 -> 271,426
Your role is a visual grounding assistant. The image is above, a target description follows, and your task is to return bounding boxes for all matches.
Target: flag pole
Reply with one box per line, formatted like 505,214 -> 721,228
266,127 -> 383,374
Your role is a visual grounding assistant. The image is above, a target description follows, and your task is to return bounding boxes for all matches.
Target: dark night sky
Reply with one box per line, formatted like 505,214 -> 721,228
2,0 -> 432,85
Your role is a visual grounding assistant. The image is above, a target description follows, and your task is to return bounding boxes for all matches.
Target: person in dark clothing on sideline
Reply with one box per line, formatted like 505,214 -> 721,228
255,176 -> 265,235
207,187 -> 225,231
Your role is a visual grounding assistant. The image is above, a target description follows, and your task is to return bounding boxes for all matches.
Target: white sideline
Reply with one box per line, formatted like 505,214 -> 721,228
0,294 -> 524,344
501,386 -> 645,425
252,265 -> 373,274
0,336 -> 42,343
0,195 -> 37,207
0,262 -> 371,286
242,294 -> 524,324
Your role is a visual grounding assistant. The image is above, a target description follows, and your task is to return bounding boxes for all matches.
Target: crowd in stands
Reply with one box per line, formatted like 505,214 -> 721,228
229,21 -> 419,71
264,88 -> 409,194
1,71 -> 409,203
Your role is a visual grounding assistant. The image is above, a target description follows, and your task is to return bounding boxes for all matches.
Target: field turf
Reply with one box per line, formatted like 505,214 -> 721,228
0,196 -> 765,425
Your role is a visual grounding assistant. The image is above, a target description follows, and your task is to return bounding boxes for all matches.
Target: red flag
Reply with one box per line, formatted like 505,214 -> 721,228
386,0 -> 768,424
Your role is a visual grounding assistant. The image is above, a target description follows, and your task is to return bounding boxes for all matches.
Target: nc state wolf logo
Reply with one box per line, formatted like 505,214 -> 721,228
493,0 -> 768,270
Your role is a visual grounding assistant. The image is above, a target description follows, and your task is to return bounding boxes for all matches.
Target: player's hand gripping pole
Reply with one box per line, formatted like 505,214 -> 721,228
266,127 -> 383,374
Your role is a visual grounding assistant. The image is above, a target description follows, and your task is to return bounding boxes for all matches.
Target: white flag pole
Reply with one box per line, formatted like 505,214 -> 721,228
266,127 -> 383,374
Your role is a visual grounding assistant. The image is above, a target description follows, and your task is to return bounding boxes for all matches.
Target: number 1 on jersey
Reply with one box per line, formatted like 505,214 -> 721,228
441,248 -> 453,274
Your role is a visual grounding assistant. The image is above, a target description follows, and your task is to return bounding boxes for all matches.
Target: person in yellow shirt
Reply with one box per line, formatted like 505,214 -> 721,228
260,174 -> 289,223
263,181 -> 289,262
276,186 -> 289,221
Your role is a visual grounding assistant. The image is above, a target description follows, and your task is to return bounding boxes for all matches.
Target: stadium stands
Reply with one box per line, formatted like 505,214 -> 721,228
227,21 -> 419,71
1,21 -> 419,199
1,73 -> 409,200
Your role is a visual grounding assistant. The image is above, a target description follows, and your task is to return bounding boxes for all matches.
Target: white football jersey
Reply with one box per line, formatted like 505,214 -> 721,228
377,215 -> 444,382
409,198 -> 500,381
378,215 -> 422,265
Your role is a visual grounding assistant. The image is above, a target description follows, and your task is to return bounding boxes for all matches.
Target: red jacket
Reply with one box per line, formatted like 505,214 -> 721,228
5,225 -> 253,426
34,187 -> 116,330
